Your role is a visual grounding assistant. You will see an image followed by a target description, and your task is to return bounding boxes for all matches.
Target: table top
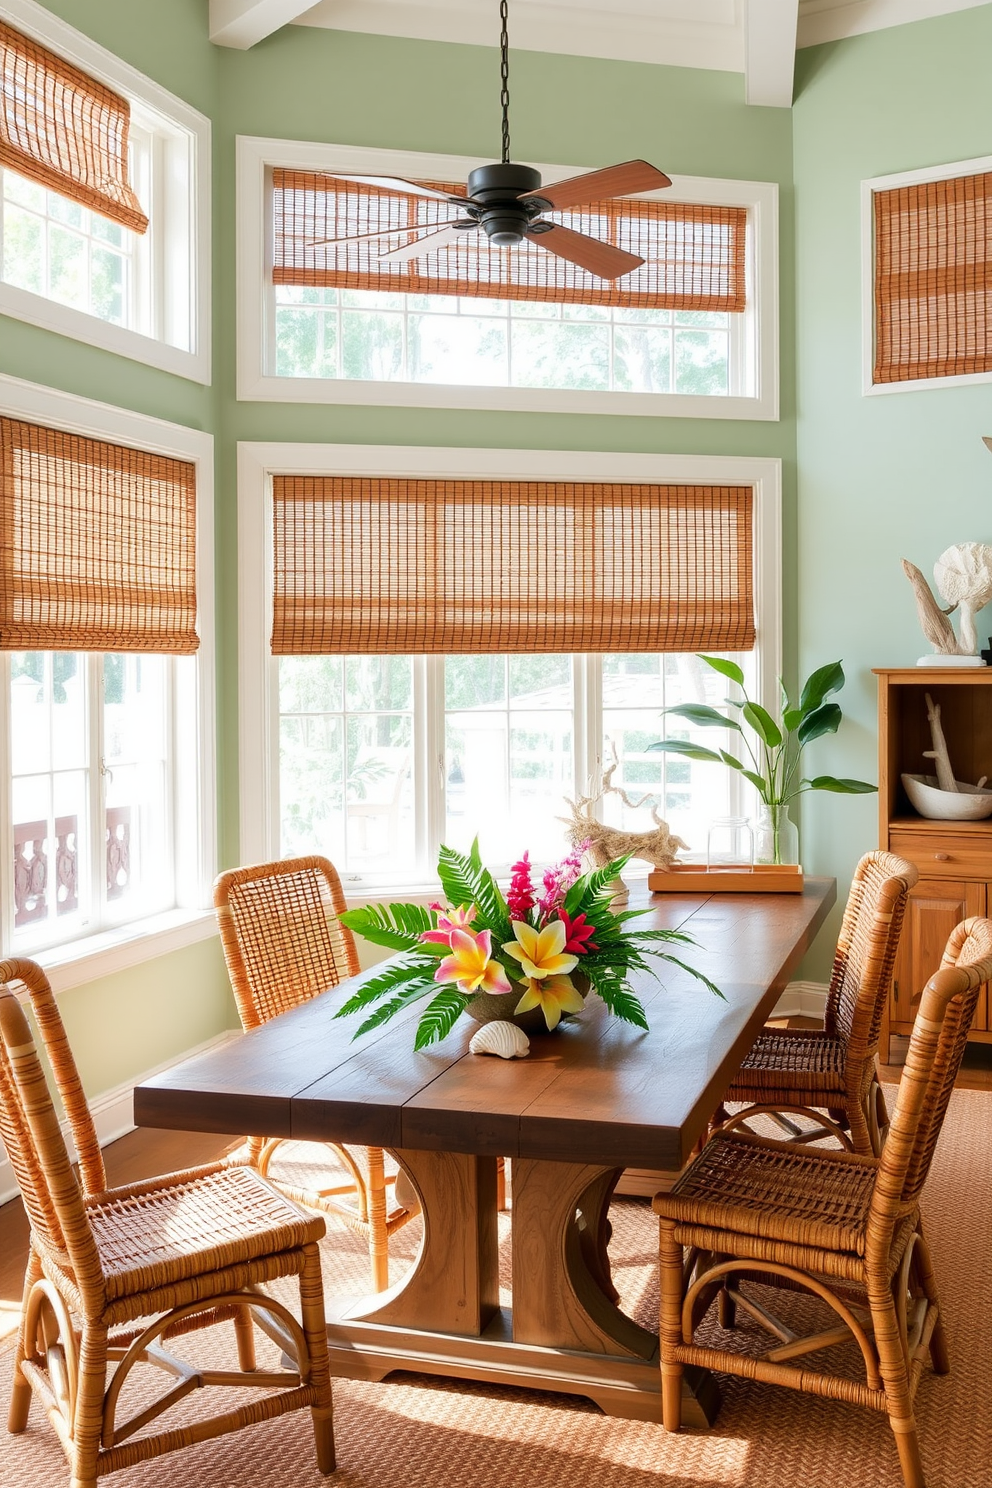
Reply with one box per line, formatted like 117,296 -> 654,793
135,880 -> 835,1172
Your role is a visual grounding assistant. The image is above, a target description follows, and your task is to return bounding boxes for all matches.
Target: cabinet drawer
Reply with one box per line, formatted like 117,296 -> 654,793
889,831 -> 992,879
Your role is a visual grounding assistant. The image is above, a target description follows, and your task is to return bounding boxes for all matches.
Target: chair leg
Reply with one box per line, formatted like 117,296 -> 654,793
658,1220 -> 685,1432
912,1227 -> 949,1374
7,1249 -> 41,1433
68,1324 -> 108,1488
496,1156 -> 507,1212
299,1242 -> 335,1476
871,1290 -> 927,1488
717,1282 -> 737,1331
366,1147 -> 389,1293
233,1304 -> 258,1371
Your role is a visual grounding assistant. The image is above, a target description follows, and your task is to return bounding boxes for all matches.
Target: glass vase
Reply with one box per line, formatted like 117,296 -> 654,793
753,803 -> 800,866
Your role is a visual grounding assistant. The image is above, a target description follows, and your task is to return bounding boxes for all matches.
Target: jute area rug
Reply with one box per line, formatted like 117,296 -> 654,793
2,1086 -> 990,1488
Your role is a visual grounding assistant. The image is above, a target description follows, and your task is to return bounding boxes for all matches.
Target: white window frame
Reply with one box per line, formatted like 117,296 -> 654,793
0,372 -> 217,986
862,153 -> 992,397
0,0 -> 211,384
237,136 -> 780,422
237,442 -> 782,887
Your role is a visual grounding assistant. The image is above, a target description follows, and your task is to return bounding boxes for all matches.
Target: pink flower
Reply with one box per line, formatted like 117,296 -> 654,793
537,844 -> 585,919
506,852 -> 536,921
557,908 -> 598,955
434,927 -> 512,997
420,903 -> 478,946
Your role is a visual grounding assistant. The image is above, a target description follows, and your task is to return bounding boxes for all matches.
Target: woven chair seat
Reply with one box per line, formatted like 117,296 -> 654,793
731,1029 -> 846,1093
86,1165 -> 324,1303
660,1131 -> 880,1255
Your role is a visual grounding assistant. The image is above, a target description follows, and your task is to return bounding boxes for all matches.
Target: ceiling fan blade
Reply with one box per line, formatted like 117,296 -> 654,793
324,173 -> 467,207
529,223 -> 644,280
377,224 -> 476,263
308,220 -> 464,248
520,160 -> 672,212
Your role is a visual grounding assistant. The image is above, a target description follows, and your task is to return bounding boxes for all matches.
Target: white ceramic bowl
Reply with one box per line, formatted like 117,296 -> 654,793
901,772 -> 992,821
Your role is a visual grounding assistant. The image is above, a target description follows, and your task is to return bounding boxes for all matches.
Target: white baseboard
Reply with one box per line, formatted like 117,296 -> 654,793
771,980 -> 829,1021
0,1028 -> 242,1209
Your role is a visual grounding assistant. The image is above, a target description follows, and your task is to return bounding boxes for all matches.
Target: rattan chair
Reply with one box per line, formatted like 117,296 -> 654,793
0,958 -> 335,1488
715,850 -> 919,1155
214,855 -> 416,1292
656,915 -> 992,1488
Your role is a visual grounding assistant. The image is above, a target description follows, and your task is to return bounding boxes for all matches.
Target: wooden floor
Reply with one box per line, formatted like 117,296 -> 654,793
4,1030 -> 992,1327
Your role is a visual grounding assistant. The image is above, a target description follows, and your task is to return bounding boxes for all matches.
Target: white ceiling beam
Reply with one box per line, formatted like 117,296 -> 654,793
209,0 -> 317,49
744,0 -> 800,107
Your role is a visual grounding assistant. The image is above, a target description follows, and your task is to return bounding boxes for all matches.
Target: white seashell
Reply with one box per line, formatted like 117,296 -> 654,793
468,1020 -> 530,1059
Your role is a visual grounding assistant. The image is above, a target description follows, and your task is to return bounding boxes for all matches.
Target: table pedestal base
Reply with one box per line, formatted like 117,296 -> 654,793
324,1306 -> 719,1424
322,1148 -> 720,1425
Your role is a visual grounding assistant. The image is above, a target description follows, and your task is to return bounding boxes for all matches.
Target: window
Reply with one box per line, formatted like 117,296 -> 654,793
0,373 -> 216,967
862,154 -> 992,395
238,444 -> 782,888
0,0 -> 210,383
237,137 -> 779,420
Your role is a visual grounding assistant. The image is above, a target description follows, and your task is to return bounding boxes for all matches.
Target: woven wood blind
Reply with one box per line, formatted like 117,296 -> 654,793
271,478 -> 754,656
874,172 -> 992,383
0,418 -> 197,653
0,20 -> 148,234
273,170 -> 747,313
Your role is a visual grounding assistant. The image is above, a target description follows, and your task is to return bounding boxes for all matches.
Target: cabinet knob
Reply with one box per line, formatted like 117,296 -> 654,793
934,853 -> 951,862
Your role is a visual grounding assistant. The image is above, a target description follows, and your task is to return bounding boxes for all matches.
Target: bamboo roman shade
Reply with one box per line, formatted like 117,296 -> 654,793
0,419 -> 197,653
273,170 -> 747,313
270,478 -> 754,656
873,171 -> 992,383
0,20 -> 148,234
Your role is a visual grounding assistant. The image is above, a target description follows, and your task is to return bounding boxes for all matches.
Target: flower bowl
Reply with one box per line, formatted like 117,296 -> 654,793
901,772 -> 992,820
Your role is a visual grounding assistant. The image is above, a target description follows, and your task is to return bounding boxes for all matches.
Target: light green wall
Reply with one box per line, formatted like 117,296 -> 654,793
23,0 -> 988,1089
792,4 -> 992,975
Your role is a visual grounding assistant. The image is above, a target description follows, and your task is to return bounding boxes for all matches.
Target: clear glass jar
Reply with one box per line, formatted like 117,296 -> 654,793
706,816 -> 754,869
753,803 -> 800,865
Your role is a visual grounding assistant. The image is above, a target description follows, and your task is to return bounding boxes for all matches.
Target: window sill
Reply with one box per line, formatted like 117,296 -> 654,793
34,909 -> 218,995
0,281 -> 210,385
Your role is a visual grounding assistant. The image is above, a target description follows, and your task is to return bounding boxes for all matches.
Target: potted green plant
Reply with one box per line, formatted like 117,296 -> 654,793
649,657 -> 876,864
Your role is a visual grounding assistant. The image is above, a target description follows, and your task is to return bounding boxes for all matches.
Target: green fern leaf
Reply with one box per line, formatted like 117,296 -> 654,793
334,957 -> 437,1017
413,988 -> 471,1049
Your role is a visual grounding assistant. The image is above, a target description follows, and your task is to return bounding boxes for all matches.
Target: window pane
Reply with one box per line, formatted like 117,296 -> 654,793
511,319 -> 610,391
674,329 -> 729,395
103,655 -> 171,917
408,312 -> 508,386
614,325 -> 672,393
10,653 -> 91,942
445,654 -> 574,864
279,657 -> 415,873
602,653 -> 748,857
275,306 -> 338,378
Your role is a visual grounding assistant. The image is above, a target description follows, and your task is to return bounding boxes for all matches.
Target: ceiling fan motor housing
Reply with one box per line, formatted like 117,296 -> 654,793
467,162 -> 548,245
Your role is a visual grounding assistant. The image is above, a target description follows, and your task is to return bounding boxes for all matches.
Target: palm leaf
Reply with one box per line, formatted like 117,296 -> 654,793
353,983 -> 437,1038
656,954 -> 725,1000
586,966 -> 649,1029
563,856 -> 630,915
338,902 -> 437,953
436,843 -> 511,940
335,957 -> 436,1017
414,988 -> 471,1050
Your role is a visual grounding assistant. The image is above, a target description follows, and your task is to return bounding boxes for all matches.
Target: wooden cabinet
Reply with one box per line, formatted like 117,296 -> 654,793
876,668 -> 992,1057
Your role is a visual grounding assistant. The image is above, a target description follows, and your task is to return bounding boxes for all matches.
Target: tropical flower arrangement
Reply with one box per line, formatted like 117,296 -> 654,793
336,839 -> 721,1050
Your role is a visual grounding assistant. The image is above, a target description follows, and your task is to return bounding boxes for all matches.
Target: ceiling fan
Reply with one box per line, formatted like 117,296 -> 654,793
311,0 -> 672,280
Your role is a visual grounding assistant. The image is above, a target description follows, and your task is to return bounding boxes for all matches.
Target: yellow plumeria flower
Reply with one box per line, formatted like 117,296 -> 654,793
434,927 -> 512,997
515,974 -> 586,1031
503,919 -> 578,981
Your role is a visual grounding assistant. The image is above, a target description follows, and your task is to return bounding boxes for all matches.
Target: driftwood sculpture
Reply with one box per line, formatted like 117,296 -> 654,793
902,544 -> 992,657
560,746 -> 688,871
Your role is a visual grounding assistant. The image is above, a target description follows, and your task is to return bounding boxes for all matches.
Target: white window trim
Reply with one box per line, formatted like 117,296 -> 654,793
0,371 -> 217,979
237,136 -> 780,422
0,0 -> 211,385
237,441 -> 782,880
861,153 -> 992,397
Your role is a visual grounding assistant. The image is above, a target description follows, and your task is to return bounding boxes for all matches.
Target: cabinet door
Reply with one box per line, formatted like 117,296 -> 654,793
890,879 -> 986,1034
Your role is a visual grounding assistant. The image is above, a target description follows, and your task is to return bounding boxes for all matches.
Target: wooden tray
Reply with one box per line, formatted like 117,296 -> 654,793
647,863 -> 804,893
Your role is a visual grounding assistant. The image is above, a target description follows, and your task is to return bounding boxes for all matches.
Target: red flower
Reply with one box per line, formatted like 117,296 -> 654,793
557,908 -> 598,955
507,851 -> 536,920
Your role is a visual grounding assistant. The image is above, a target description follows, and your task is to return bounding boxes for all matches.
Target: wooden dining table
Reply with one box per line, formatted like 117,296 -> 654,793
134,878 -> 835,1426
